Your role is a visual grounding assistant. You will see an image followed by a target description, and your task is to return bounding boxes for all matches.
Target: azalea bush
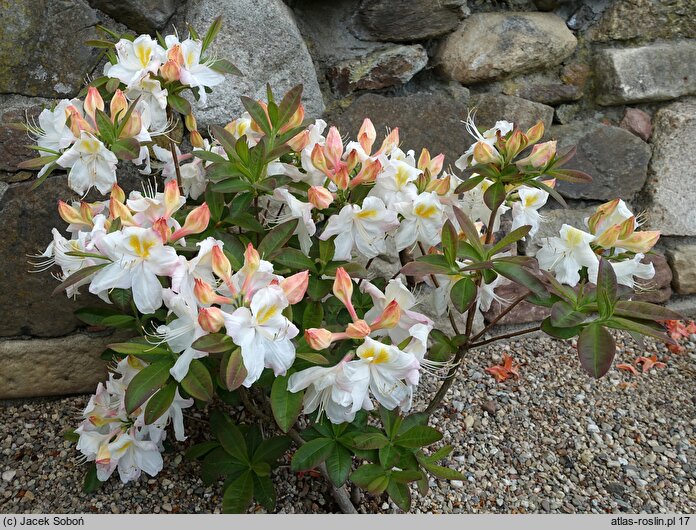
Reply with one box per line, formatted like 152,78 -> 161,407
20,19 -> 681,513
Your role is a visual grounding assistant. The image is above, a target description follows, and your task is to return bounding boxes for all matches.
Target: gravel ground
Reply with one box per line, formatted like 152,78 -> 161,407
1,332 -> 695,514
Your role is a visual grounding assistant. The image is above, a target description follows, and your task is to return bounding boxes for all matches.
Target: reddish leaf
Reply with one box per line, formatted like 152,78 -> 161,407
616,363 -> 639,376
635,355 -> 666,373
485,354 -> 519,382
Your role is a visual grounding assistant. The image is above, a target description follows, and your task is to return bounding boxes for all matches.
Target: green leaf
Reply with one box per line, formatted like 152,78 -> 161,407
391,469 -> 423,483
492,261 -> 548,299
168,93 -> 191,115
277,84 -> 303,128
450,277 -> 477,314
319,238 -> 335,263
100,315 -> 137,329
379,406 -> 402,439
52,264 -> 107,296
290,438 -> 334,471
379,444 -> 400,468
441,220 -> 459,266
451,206 -> 484,254
395,426 -> 442,448
124,360 -> 173,414
325,443 -> 352,487
386,479 -> 412,511
222,471 -> 254,514
212,178 -> 253,194
351,464 -> 389,494
400,254 -> 452,277
180,359 -> 214,401
550,301 -> 587,328
111,137 -> 140,161
191,333 -> 235,354
596,257 -> 617,319
205,187 -> 225,222
108,341 -> 170,357
577,323 -> 615,378
605,316 -> 673,343
108,288 -> 132,311
144,380 -> 177,425
185,440 -> 220,461
271,374 -> 303,433
83,462 -> 103,494
419,460 -> 466,480
252,474 -> 276,512
258,219 -> 299,258
483,180 -> 506,212
201,15 -> 222,53
349,432 -> 390,450
274,248 -> 316,271
211,410 -> 249,463
221,347 -> 247,391
201,447 -> 245,484
541,317 -> 583,339
302,300 -> 324,330
241,96 -> 272,136
613,301 -> 682,322
253,436 -> 291,466
209,58 -> 242,76
488,225 -> 531,256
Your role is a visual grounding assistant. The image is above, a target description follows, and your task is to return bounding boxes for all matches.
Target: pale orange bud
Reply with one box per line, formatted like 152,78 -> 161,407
287,130 -> 310,152
473,141 -> 500,164
358,118 -> 376,155
184,113 -> 197,132
79,201 -> 94,224
243,243 -> 260,274
417,148 -> 431,172
164,179 -> 181,217
505,129 -> 526,159
160,59 -> 181,82
324,126 -> 343,168
109,198 -> 136,226
305,328 -> 333,350
618,216 -> 636,239
84,87 -> 104,123
594,223 -> 622,249
370,300 -> 402,331
211,245 -> 232,282
330,164 -> 350,190
110,90 -> 129,122
190,130 -> 205,148
280,270 -> 309,304
346,319 -> 371,339
66,105 -> 93,136
617,231 -> 660,254
152,217 -> 170,243
57,200 -> 83,225
541,178 -> 556,189
587,199 -> 620,234
96,443 -> 111,466
171,203 -> 210,241
310,143 -> 329,174
307,186 -> 334,209
194,278 -> 219,305
345,149 -> 359,173
119,110 -> 142,138
516,140 -> 556,168
426,174 -> 451,195
110,183 -> 126,203
198,307 -> 225,333
281,103 -> 305,132
333,267 -> 358,320
350,158 -> 382,188
525,121 -> 545,144
428,153 -> 445,177
375,127 -> 399,156
167,44 -> 184,65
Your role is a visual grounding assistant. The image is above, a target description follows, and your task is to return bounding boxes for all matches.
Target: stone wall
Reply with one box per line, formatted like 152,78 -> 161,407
1,0 -> 695,398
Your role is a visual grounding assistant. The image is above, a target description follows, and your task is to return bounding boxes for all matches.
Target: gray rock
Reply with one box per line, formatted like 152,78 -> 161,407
89,0 -> 183,33
506,83 -> 583,106
437,13 -> 577,84
620,108 -> 652,142
0,96 -> 50,173
0,0 -> 100,97
328,44 -> 428,96
589,0 -> 696,42
666,246 -> 696,295
633,254 -> 672,304
644,100 -> 696,236
549,121 -> 651,200
595,43 -> 696,105
0,331 -> 130,398
332,91 -> 472,170
469,94 -> 554,132
184,0 -> 324,128
357,0 -> 467,42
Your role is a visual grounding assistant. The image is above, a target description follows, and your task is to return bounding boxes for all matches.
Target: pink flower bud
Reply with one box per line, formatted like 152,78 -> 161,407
428,153 -> 445,177
417,148 -> 431,172
65,105 -> 93,136
243,243 -> 260,274
305,328 -> 333,350
307,186 -> 334,209
324,126 -> 343,168
516,140 -> 556,168
163,179 -> 181,218
350,158 -> 381,188
345,149 -> 359,173
109,198 -> 136,227
160,59 -> 181,83
211,244 -> 232,282
110,183 -> 126,203
167,44 -> 184,65
198,307 -> 225,333
358,118 -> 376,155
170,203 -> 210,242
369,300 -> 402,331
110,90 -> 128,122
346,319 -> 371,339
375,127 -> 399,156
330,164 -> 350,190
194,278 -> 219,305
84,87 -> 104,123
152,217 -> 170,243
525,121 -> 545,144
473,141 -> 500,164
57,200 -> 83,225
280,270 -> 309,304
333,267 -> 358,321
310,143 -> 329,174
425,174 -> 451,195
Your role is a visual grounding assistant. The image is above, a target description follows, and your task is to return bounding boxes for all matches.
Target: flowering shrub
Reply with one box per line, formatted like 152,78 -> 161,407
20,19 -> 681,513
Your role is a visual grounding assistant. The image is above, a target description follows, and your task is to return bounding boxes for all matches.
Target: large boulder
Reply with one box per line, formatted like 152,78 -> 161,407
184,0 -> 324,128
356,0 -> 467,42
644,100 -> 696,236
468,94 -> 554,132
549,121 -> 651,201
595,43 -> 696,105
0,96 -> 49,174
437,13 -> 577,84
666,245 -> 696,295
332,91 -> 472,169
88,0 -> 184,33
0,0 -> 100,97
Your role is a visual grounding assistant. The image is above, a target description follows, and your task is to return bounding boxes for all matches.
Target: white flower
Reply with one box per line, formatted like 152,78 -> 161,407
170,237 -> 223,308
589,253 -> 655,288
536,224 -> 598,286
455,118 -> 513,170
125,78 -> 169,132
35,99 -> 78,152
165,36 -> 224,105
287,358 -> 372,424
360,278 -> 433,345
394,192 -> 445,251
370,151 -> 420,208
477,274 -> 508,312
320,196 -> 399,261
137,388 -> 194,444
89,227 -> 179,314
223,285 -> 299,387
511,186 -> 549,239
56,132 -> 118,195
105,35 -> 165,87
96,432 -> 163,484
272,188 -> 316,255
456,178 -> 509,231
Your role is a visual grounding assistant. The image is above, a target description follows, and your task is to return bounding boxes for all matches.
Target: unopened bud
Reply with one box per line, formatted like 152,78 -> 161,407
346,319 -> 371,339
211,245 -> 232,282
170,203 -> 210,242
330,164 -> 350,191
375,127 -> 399,156
473,141 -> 500,165
198,307 -> 225,333
84,87 -> 104,123
160,59 -> 181,83
505,129 -> 526,159
109,198 -> 136,226
66,106 -> 93,136
110,183 -> 126,203
358,118 -> 376,155
333,267 -> 358,320
163,179 -> 181,218
152,217 -> 170,243
618,231 -> 660,254
587,199 -> 621,234
310,143 -> 329,174
119,110 -> 142,138
110,90 -> 128,122
324,126 -> 343,168
428,153 -> 445,177
281,103 -> 305,132
350,158 -> 381,188
184,113 -> 197,132
307,186 -> 333,209
345,149 -> 359,173
370,300 -> 402,331
57,200 -> 83,225
190,130 -> 205,148
280,270 -> 309,305
243,243 -> 260,274
287,130 -> 310,152
194,278 -> 219,305
167,44 -> 184,65
426,174 -> 451,195
594,223 -> 622,249
305,328 -> 333,350
516,140 -> 556,168
525,121 -> 545,144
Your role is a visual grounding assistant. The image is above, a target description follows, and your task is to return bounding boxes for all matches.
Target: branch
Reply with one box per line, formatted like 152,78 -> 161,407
469,291 -> 530,344
166,107 -> 183,190
468,324 -> 542,349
